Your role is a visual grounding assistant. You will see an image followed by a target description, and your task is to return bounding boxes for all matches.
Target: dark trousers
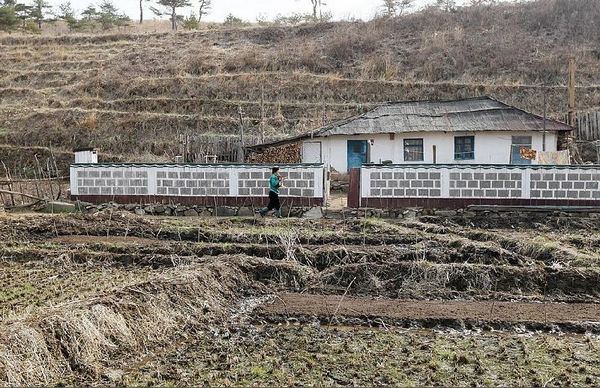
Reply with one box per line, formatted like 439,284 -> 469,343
267,191 -> 280,211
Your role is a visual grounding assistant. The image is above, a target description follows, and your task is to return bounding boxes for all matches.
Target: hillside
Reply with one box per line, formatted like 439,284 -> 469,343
0,0 -> 599,170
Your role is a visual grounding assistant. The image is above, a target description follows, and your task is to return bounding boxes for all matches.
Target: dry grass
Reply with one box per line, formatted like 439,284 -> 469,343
1,0 -> 600,164
0,257 -> 254,386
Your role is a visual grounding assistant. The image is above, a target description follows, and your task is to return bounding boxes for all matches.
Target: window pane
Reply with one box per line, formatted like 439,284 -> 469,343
510,136 -> 532,164
512,136 -> 532,145
404,139 -> 423,161
511,145 -> 532,165
455,136 -> 474,160
404,139 -> 422,146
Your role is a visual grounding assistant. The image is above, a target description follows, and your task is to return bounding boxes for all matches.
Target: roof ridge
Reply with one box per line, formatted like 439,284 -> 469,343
379,95 -> 493,105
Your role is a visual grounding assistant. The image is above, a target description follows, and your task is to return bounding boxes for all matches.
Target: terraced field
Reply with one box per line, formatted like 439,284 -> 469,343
2,0 -> 600,170
0,212 -> 598,385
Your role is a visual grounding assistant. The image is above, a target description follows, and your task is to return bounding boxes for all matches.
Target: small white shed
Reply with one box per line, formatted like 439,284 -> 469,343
74,148 -> 98,164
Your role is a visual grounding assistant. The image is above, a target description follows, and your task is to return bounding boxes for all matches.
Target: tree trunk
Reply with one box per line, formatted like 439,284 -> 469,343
171,7 -> 176,30
139,0 -> 143,24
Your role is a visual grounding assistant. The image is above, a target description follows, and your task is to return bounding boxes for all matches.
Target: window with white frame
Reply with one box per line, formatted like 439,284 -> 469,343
454,136 -> 475,160
404,139 -> 424,161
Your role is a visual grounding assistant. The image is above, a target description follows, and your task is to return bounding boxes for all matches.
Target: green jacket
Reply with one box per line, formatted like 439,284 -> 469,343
269,174 -> 280,194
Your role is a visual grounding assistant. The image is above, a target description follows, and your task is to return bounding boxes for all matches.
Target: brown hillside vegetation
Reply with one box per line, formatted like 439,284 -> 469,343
0,0 -> 599,164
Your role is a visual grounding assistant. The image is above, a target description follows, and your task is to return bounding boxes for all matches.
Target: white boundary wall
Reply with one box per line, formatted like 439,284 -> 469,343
361,165 -> 600,201
71,164 -> 326,199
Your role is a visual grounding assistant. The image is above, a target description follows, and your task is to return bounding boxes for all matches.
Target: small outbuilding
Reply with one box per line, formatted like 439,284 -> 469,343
247,96 -> 573,174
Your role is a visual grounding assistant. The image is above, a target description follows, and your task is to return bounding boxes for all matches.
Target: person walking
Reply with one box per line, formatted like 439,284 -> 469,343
258,167 -> 283,218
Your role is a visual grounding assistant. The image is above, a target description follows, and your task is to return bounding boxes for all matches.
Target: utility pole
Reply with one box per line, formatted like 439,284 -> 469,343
542,89 -> 547,152
238,106 -> 245,162
568,58 -> 576,129
260,85 -> 265,144
566,58 -> 583,164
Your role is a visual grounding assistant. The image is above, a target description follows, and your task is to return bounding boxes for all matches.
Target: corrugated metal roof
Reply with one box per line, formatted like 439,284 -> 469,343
247,96 -> 573,150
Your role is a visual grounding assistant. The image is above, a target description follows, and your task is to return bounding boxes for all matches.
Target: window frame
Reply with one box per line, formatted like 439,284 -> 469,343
403,138 -> 424,162
510,136 -> 533,165
454,136 -> 475,161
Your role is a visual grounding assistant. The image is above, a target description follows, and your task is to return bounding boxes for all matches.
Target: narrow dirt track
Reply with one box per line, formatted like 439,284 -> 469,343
52,235 -> 161,245
261,293 -> 600,324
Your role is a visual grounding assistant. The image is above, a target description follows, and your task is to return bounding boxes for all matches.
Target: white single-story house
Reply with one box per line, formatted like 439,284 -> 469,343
248,96 -> 573,173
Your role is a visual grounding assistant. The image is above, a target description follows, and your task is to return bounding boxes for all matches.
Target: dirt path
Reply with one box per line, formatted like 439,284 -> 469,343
52,235 -> 161,245
260,293 -> 600,324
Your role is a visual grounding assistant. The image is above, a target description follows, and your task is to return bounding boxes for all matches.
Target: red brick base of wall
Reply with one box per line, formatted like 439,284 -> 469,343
361,197 -> 600,209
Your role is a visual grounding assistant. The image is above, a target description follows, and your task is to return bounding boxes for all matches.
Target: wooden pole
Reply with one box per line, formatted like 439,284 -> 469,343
238,106 -> 245,162
33,168 -> 41,199
1,161 -> 15,207
18,171 -> 25,205
0,189 -> 45,202
50,150 -> 61,200
566,58 -> 583,164
260,85 -> 265,144
542,89 -> 547,152
568,58 -> 576,129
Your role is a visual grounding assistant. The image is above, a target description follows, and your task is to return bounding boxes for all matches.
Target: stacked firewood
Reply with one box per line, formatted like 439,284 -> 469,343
247,143 -> 301,164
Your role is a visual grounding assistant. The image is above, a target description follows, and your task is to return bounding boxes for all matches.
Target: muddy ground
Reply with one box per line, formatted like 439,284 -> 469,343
0,212 -> 599,385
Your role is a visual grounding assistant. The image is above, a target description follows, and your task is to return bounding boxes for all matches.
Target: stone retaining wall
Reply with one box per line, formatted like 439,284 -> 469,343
81,202 -> 323,218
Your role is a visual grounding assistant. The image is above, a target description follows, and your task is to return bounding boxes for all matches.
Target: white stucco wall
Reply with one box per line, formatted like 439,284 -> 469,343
303,131 -> 559,173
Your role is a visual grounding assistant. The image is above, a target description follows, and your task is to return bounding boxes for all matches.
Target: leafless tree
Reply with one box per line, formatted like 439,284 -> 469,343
310,0 -> 318,19
382,0 -> 397,16
318,0 -> 326,19
139,0 -> 148,24
307,0 -> 326,20
198,0 -> 211,22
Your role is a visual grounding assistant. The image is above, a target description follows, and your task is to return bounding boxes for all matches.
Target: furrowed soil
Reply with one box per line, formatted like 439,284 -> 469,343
0,212 -> 599,385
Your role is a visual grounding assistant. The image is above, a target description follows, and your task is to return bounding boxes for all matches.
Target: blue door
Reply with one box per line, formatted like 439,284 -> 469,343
347,140 -> 368,171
